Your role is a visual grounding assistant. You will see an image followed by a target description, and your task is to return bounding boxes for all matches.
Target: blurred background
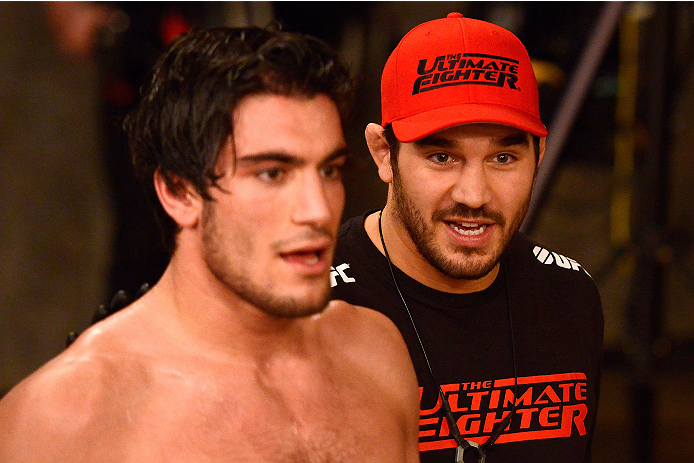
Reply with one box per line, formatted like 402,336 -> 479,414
0,2 -> 692,462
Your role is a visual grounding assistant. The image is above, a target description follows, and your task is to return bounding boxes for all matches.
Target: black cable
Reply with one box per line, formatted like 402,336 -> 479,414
482,254 -> 518,453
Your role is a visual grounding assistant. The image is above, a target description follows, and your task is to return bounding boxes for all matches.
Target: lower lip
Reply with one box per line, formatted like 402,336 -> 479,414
444,222 -> 495,247
282,252 -> 329,276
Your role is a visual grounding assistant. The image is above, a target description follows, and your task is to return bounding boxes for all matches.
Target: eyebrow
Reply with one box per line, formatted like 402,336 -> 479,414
235,146 -> 351,167
413,136 -> 457,150
494,133 -> 531,148
413,132 -> 531,150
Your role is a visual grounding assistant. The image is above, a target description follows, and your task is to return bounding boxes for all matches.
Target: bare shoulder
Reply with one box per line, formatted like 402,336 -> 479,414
0,353 -> 125,461
320,299 -> 407,351
0,306 -> 152,461
318,300 -> 420,459
318,300 -> 417,387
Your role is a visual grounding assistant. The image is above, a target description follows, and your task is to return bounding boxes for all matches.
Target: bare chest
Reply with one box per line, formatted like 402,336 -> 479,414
111,363 -> 404,463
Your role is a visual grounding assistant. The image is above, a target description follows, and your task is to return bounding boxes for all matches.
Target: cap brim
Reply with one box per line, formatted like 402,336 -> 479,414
391,103 -> 548,142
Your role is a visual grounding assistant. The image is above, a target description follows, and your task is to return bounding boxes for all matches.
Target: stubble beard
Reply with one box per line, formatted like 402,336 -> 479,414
391,173 -> 530,280
201,202 -> 331,319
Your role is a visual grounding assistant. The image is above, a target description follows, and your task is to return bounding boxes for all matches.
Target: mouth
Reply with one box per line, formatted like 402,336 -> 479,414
446,221 -> 491,236
282,249 -> 323,265
274,230 -> 335,274
278,239 -> 332,272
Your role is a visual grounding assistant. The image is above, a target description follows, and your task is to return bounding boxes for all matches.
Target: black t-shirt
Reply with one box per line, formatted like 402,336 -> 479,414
331,212 -> 603,463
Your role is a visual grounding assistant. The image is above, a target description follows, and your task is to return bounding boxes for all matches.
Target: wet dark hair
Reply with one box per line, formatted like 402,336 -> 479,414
382,124 -> 540,171
125,26 -> 354,253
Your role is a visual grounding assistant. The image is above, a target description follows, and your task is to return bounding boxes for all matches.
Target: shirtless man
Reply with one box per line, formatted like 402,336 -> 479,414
0,27 -> 420,463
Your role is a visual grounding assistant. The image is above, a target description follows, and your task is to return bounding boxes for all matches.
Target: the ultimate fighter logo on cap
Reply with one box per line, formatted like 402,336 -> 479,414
381,12 -> 547,143
412,53 -> 521,95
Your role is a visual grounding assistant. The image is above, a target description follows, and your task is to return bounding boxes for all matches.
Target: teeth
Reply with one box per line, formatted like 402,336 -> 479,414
450,222 -> 487,236
305,254 -> 319,265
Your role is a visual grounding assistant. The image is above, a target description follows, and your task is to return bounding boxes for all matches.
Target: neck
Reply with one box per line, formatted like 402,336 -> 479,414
150,246 -> 313,360
364,207 -> 499,294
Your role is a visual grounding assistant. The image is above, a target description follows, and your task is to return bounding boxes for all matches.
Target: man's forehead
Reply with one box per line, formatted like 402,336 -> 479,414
231,93 -> 345,149
413,123 -> 531,147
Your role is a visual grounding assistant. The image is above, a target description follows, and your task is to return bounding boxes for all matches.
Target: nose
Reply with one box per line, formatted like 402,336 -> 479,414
291,171 -> 340,228
450,163 -> 492,209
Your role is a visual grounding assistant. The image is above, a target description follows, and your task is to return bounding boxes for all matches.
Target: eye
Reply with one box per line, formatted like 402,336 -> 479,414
320,164 -> 342,179
494,153 -> 514,164
429,152 -> 452,164
320,156 -> 347,179
258,167 -> 286,182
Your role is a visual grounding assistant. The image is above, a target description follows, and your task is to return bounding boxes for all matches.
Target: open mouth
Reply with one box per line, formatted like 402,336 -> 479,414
275,232 -> 333,270
294,250 -> 320,265
280,248 -> 325,266
447,221 -> 489,236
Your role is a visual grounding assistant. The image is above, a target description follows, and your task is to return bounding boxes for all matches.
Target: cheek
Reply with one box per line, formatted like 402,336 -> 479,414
393,171 -> 440,216
417,173 -> 458,209
328,183 -> 346,219
496,176 -> 534,211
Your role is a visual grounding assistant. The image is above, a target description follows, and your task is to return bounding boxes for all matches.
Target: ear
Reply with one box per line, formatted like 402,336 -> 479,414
153,168 -> 201,229
365,123 -> 393,184
537,137 -> 546,166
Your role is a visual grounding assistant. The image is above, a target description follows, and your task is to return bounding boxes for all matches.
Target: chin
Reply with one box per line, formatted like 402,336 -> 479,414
258,287 -> 332,319
433,249 -> 501,280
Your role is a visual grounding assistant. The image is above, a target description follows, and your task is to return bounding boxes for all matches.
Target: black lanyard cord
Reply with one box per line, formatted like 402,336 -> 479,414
378,210 -> 518,460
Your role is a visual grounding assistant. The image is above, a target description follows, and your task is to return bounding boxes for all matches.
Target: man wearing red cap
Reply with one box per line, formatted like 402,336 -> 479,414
332,13 -> 603,463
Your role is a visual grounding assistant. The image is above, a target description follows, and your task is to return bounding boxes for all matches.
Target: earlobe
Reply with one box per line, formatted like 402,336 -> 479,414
153,168 -> 201,229
365,123 -> 393,184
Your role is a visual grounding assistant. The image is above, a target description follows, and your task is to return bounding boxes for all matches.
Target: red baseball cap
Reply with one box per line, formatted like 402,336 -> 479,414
381,13 -> 547,142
